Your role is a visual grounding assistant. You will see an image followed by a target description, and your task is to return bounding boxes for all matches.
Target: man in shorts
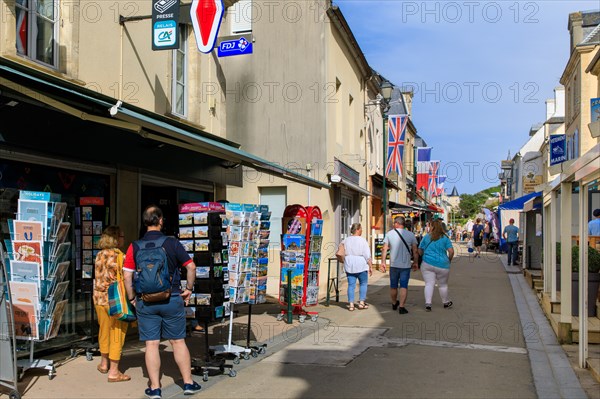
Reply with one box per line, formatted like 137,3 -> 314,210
124,205 -> 201,399
380,216 -> 419,314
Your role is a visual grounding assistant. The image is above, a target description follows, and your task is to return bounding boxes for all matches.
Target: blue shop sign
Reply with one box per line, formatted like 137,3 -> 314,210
549,134 -> 567,166
217,37 -> 252,57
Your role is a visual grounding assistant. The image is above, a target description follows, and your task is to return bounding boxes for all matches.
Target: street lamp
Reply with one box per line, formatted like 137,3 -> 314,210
380,79 -> 393,236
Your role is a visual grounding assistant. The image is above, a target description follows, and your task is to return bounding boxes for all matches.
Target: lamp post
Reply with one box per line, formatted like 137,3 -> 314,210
380,79 -> 393,235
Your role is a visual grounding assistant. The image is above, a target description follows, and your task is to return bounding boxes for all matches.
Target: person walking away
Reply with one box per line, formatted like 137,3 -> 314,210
472,218 -> 484,258
483,221 -> 491,248
465,219 -> 474,239
380,217 -> 419,314
419,219 -> 455,311
93,226 -> 130,382
503,218 -> 519,266
123,206 -> 201,399
337,223 -> 373,311
589,209 -> 600,236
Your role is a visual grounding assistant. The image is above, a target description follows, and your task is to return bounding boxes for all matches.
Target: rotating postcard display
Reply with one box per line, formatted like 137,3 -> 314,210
178,202 -> 228,323
225,203 -> 271,305
2,190 -> 72,379
279,204 -> 323,321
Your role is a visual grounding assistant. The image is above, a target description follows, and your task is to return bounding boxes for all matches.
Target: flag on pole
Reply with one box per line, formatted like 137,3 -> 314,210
416,147 -> 432,192
428,161 -> 440,198
385,115 -> 408,177
435,175 -> 447,197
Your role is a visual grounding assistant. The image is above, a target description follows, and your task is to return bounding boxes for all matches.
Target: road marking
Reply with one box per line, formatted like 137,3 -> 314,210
386,337 -> 528,354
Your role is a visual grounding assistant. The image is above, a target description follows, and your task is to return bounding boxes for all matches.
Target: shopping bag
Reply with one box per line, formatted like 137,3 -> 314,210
108,252 -> 136,322
467,239 -> 474,253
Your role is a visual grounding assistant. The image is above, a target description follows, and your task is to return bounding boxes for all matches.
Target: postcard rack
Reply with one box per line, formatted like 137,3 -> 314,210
3,190 -> 73,381
0,250 -> 21,399
278,205 -> 323,323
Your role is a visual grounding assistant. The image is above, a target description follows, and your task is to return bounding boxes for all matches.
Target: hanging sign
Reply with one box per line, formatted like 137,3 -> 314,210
152,0 -> 180,50
190,0 -> 224,53
217,36 -> 253,57
549,134 -> 567,166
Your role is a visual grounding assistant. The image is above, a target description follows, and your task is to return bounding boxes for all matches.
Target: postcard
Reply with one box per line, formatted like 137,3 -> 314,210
179,213 -> 193,226
221,249 -> 229,263
180,240 -> 194,252
82,206 -> 93,221
231,212 -> 243,226
260,221 -> 271,230
13,302 -> 38,340
215,306 -> 224,319
229,241 -> 240,257
179,227 -> 194,239
54,242 -> 71,264
193,212 -> 208,225
51,202 -> 67,231
283,217 -> 306,235
82,263 -> 93,279
92,235 -> 101,249
93,221 -> 103,235
221,232 -> 229,246
18,199 -> 47,225
13,220 -> 43,241
194,226 -> 209,238
50,280 -> 70,302
212,252 -> 222,264
282,234 -> 305,252
196,266 -> 210,279
47,299 -> 68,339
195,240 -> 209,252
9,260 -> 41,286
311,219 -> 323,236
12,240 -> 43,265
196,294 -> 211,306
55,222 -> 71,246
9,281 -> 39,306
229,226 -> 242,242
83,250 -> 93,265
260,211 -> 271,221
306,287 -> 319,305
82,235 -> 92,249
310,236 -> 323,253
224,301 -> 231,316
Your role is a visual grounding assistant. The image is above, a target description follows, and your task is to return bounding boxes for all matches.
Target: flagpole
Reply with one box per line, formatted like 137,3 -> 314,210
383,112 -> 387,237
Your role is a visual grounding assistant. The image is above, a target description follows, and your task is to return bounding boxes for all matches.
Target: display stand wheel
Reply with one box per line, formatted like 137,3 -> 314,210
9,390 -> 21,399
258,346 -> 266,355
233,357 -> 240,365
85,351 -> 93,361
242,352 -> 250,361
276,313 -> 284,321
229,369 -> 237,377
48,366 -> 56,380
202,371 -> 209,382
311,315 -> 318,322
251,349 -> 258,358
298,315 -> 306,323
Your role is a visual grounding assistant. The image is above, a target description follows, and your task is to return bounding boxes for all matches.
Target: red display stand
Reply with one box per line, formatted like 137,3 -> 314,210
278,204 -> 323,322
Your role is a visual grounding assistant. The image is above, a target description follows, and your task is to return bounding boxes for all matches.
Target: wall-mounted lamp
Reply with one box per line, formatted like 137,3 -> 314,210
109,100 -> 123,117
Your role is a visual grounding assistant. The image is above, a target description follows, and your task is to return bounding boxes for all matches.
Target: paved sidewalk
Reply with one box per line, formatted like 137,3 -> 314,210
4,243 -> 598,398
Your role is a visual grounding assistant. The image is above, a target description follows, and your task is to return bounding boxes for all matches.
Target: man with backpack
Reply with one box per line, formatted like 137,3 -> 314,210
380,216 -> 419,315
123,205 -> 201,399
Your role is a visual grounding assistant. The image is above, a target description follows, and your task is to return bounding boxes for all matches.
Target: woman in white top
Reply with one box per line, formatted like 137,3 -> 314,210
338,223 -> 373,311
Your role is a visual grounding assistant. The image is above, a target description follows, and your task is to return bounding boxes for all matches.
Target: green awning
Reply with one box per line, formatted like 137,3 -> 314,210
0,58 -> 329,189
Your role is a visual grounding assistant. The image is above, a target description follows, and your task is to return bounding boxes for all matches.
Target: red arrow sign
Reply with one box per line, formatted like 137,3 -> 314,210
190,0 -> 224,53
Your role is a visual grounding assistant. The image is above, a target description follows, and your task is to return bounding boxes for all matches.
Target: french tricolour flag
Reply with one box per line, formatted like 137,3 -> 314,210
416,147 -> 432,192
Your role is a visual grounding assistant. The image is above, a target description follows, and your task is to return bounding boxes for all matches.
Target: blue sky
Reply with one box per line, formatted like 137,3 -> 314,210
339,0 -> 598,195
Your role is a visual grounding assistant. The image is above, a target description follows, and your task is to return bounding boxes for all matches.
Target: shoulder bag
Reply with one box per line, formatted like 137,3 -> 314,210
394,229 -> 424,268
108,250 -> 137,322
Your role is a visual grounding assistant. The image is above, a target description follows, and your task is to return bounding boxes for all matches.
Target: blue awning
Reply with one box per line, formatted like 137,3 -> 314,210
498,192 -> 541,210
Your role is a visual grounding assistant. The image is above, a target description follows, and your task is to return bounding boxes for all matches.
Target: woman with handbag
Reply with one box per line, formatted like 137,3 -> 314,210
93,225 -> 131,382
419,219 -> 455,312
336,223 -> 373,311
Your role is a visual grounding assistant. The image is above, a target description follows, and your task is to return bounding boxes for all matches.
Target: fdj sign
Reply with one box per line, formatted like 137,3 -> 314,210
549,134 -> 567,166
217,37 -> 253,57
152,0 -> 180,50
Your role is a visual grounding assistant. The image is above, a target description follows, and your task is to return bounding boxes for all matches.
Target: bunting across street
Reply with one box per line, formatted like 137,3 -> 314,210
386,115 -> 408,177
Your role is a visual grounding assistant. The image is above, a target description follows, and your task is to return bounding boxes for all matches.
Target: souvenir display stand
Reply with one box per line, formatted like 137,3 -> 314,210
0,249 -> 20,399
3,190 -> 73,381
179,202 -> 270,379
74,197 -> 107,360
210,203 -> 271,367
178,202 -> 233,380
277,204 -> 323,323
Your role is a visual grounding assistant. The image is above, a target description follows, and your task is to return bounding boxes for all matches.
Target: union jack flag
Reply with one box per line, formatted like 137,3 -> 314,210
386,115 -> 408,177
428,161 -> 440,198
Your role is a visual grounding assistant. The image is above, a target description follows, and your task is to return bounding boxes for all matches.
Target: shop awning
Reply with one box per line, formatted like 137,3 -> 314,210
329,175 -> 370,196
428,204 -> 444,213
523,193 -> 542,212
372,173 -> 401,191
0,58 -> 329,189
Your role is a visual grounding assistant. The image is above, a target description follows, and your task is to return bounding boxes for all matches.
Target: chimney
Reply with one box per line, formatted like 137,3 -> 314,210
554,86 -> 565,117
545,99 -> 555,120
402,91 -> 413,116
568,12 -> 584,51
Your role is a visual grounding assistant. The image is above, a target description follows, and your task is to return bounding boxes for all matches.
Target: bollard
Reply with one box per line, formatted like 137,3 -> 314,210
286,269 -> 293,324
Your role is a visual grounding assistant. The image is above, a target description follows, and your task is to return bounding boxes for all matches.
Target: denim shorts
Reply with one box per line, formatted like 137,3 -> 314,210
390,267 -> 411,289
136,295 -> 186,341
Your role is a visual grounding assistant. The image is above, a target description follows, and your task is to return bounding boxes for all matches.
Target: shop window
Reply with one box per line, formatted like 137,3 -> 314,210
15,0 -> 59,67
259,187 -> 286,249
172,25 -> 188,117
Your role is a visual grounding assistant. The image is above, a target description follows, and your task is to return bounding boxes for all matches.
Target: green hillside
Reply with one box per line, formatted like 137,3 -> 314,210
457,185 -> 501,219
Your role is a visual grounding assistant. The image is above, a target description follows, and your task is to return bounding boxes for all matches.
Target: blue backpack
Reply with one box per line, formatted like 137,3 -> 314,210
134,236 -> 172,302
